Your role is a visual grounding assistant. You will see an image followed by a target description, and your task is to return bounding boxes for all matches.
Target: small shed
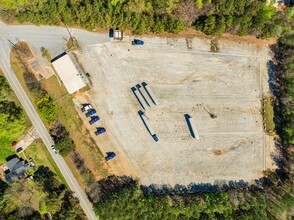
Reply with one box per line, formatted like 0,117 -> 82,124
113,30 -> 123,40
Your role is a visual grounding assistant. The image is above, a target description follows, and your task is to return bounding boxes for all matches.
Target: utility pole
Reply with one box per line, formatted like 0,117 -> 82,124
65,24 -> 74,46
7,39 -> 17,48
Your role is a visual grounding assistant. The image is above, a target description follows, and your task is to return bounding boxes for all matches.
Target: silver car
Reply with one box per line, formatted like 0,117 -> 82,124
51,145 -> 58,154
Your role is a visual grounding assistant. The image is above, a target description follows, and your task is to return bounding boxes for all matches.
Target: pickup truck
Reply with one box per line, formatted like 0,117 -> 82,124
95,127 -> 106,135
81,104 -> 92,112
89,116 -> 100,124
86,109 -> 97,117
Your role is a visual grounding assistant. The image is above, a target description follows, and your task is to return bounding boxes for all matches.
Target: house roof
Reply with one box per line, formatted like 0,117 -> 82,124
6,157 -> 20,171
5,172 -> 19,185
5,157 -> 29,184
14,162 -> 29,175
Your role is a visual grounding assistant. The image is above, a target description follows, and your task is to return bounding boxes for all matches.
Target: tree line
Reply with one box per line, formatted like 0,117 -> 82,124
195,0 -> 294,38
1,0 -> 185,34
0,75 -> 26,140
92,173 -> 293,219
1,0 -> 293,37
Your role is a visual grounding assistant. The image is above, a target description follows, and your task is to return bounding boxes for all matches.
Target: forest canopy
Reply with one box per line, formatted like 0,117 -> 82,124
0,0 -> 293,37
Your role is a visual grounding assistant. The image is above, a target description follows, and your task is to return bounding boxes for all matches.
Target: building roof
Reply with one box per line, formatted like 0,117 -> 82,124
5,172 -> 19,185
51,53 -> 86,94
6,157 -> 20,171
5,157 -> 29,184
14,162 -> 29,175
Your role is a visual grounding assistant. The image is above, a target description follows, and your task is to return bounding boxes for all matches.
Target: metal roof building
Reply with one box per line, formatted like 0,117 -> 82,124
51,53 -> 86,94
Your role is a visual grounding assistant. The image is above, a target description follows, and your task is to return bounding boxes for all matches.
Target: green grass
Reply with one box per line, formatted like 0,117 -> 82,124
263,95 -> 275,135
23,139 -> 67,186
0,137 -> 16,164
66,37 -> 80,50
0,68 -> 31,164
40,75 -> 68,100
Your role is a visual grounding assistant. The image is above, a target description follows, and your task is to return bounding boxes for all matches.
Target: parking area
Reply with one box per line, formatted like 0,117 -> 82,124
75,37 -> 274,186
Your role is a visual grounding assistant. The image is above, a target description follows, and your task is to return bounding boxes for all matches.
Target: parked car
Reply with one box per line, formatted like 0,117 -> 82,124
89,116 -> 100,125
105,152 -> 116,161
132,39 -> 144,45
95,127 -> 106,135
16,147 -> 23,153
29,158 -> 36,167
11,141 -> 17,146
81,104 -> 92,112
51,145 -> 58,154
86,109 -> 97,117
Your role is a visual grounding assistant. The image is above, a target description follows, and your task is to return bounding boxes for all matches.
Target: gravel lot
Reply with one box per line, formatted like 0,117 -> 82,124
76,37 -> 273,186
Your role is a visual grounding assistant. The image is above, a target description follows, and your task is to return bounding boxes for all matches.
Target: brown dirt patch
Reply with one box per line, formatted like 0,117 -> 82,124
15,42 -> 34,62
213,149 -> 222,156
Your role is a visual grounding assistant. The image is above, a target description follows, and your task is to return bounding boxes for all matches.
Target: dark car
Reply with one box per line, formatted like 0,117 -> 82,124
16,147 -> 23,153
86,109 -> 97,117
132,39 -> 144,45
95,127 -> 106,136
109,28 -> 114,38
89,116 -> 100,125
105,152 -> 116,161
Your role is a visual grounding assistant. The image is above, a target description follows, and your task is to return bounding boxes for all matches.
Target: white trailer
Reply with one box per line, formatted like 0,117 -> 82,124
141,114 -> 159,142
138,86 -> 155,107
133,88 -> 149,110
141,114 -> 155,134
144,84 -> 159,105
188,117 -> 199,140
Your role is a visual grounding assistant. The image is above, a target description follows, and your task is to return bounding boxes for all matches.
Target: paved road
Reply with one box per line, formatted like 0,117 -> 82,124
0,25 -> 101,220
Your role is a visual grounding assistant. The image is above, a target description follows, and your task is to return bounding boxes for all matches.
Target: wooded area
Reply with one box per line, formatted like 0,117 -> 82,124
0,166 -> 84,219
0,74 -> 27,163
92,170 -> 293,219
0,76 -> 25,140
1,0 -> 293,37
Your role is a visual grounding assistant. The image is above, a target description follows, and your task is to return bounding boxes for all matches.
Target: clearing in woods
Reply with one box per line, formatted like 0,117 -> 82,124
75,36 -> 275,186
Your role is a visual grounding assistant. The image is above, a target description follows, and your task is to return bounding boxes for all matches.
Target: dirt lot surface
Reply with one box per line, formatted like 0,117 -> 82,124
75,36 -> 275,186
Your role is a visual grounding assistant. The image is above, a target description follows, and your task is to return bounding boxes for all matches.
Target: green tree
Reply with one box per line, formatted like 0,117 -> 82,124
35,94 -> 56,122
195,0 -> 203,9
203,15 -> 216,35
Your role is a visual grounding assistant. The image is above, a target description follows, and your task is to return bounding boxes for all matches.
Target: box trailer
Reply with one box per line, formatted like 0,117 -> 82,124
144,84 -> 159,105
138,86 -> 155,107
141,114 -> 158,142
188,117 -> 199,140
133,88 -> 149,110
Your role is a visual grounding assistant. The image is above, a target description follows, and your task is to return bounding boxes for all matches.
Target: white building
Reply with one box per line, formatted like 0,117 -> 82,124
51,53 -> 86,94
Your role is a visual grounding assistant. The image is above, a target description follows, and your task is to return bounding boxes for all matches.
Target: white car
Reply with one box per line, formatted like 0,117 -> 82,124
81,104 -> 92,112
51,145 -> 58,154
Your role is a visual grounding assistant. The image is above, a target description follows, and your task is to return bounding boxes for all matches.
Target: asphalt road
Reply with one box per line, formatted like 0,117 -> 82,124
0,26 -> 99,219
